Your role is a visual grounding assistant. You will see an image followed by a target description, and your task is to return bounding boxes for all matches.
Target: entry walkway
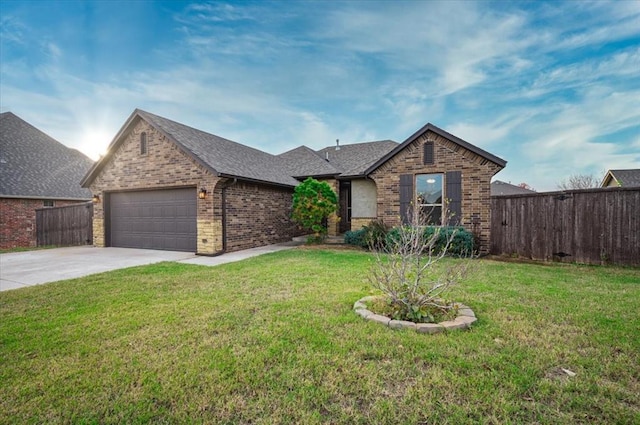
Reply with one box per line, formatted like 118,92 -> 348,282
0,242 -> 301,292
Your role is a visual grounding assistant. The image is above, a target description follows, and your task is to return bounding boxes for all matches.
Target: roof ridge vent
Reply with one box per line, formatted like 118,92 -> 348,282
335,138 -> 340,150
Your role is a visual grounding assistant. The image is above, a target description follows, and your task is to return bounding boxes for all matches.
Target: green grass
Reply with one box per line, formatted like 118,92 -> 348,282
1,248 -> 638,424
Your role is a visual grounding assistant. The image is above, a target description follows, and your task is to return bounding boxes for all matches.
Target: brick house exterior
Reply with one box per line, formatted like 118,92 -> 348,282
0,112 -> 93,249
82,110 -> 301,255
82,109 -> 505,254
367,126 -> 505,253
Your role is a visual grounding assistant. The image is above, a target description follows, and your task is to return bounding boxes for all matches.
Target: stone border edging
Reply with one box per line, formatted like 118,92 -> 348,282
354,296 -> 477,334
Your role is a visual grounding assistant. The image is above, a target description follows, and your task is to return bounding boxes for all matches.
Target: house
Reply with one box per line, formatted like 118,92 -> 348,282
601,169 -> 640,188
81,109 -> 506,255
490,180 -> 535,196
0,112 -> 94,249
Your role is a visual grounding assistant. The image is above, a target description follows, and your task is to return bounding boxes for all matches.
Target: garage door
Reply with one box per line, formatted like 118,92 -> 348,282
109,188 -> 197,252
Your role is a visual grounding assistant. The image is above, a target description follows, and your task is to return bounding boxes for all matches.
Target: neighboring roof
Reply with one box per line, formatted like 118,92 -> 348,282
0,112 -> 93,200
601,169 -> 640,188
277,145 -> 340,178
315,140 -> 399,177
491,180 -> 535,196
82,109 -> 299,188
365,122 -> 507,174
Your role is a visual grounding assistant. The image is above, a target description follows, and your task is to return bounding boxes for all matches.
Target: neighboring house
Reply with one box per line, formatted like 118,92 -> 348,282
601,169 -> 640,188
0,112 -> 94,249
491,180 -> 536,196
81,109 -> 506,255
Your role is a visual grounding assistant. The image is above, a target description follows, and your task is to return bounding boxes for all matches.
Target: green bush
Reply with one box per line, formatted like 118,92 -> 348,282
344,228 -> 368,247
385,226 -> 475,257
344,220 -> 390,249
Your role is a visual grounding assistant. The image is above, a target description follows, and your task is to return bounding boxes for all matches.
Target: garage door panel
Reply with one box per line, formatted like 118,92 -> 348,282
110,188 -> 197,252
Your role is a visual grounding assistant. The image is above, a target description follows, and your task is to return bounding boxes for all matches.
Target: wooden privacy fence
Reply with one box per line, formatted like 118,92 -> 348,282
490,187 -> 640,266
36,202 -> 93,247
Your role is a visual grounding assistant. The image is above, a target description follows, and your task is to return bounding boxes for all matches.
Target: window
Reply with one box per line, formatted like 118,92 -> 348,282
140,132 -> 147,155
43,200 -> 55,207
416,174 -> 443,225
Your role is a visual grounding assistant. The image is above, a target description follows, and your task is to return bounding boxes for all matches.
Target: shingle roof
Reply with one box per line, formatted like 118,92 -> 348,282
82,109 -> 508,189
491,180 -> 535,196
315,140 -> 399,177
277,145 -> 340,178
603,169 -> 640,188
138,110 -> 299,187
82,109 -> 299,188
365,123 -> 507,174
0,112 -> 93,199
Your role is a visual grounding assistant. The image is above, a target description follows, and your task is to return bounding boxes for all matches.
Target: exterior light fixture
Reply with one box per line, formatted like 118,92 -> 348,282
199,188 -> 207,199
426,179 -> 436,184
92,194 -> 100,203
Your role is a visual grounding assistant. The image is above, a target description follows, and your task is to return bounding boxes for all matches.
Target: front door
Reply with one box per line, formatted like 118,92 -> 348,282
339,181 -> 351,233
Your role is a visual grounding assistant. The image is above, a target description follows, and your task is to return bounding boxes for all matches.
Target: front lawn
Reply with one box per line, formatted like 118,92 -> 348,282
1,249 -> 638,424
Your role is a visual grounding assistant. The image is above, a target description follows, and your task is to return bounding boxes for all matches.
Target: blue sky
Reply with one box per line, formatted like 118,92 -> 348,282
1,0 -> 639,190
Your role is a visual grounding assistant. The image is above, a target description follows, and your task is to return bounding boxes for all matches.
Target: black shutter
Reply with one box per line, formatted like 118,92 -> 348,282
399,174 -> 413,225
446,171 -> 462,226
423,142 -> 434,165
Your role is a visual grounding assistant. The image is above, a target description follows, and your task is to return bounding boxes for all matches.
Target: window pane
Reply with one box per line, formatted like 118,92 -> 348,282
416,174 -> 443,205
421,206 -> 442,226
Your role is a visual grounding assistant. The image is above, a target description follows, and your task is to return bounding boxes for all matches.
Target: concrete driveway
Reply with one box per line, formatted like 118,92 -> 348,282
0,243 -> 299,292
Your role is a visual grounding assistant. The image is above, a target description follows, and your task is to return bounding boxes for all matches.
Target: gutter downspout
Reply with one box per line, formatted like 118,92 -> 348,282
196,177 -> 238,257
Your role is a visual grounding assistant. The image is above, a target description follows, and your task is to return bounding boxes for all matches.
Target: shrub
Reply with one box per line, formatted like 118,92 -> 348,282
344,228 -> 368,247
368,206 -> 473,323
291,177 -> 338,241
344,220 -> 390,249
386,226 -> 475,257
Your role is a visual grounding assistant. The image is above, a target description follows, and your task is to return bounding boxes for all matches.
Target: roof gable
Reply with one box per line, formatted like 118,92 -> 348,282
82,109 -> 299,188
365,123 -> 506,175
601,169 -> 640,188
0,112 -> 93,199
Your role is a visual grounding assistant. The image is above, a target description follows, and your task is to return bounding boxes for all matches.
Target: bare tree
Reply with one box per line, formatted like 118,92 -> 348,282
557,173 -> 599,190
368,205 -> 473,323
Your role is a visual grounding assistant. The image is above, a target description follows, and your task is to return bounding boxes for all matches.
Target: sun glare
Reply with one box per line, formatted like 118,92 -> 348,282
80,129 -> 112,160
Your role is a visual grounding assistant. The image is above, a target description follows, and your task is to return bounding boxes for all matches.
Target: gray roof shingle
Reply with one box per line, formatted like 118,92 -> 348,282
315,140 -> 399,177
277,145 -> 340,178
138,110 -> 300,187
0,112 -> 93,199
606,169 -> 640,188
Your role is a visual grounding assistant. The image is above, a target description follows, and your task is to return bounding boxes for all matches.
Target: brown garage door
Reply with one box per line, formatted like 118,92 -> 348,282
109,188 -> 197,252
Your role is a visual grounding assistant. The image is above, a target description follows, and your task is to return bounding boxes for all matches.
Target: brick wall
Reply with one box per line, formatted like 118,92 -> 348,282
89,118 -> 219,254
223,181 -> 300,252
370,130 -> 502,253
0,198 -> 84,249
88,117 -> 300,254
